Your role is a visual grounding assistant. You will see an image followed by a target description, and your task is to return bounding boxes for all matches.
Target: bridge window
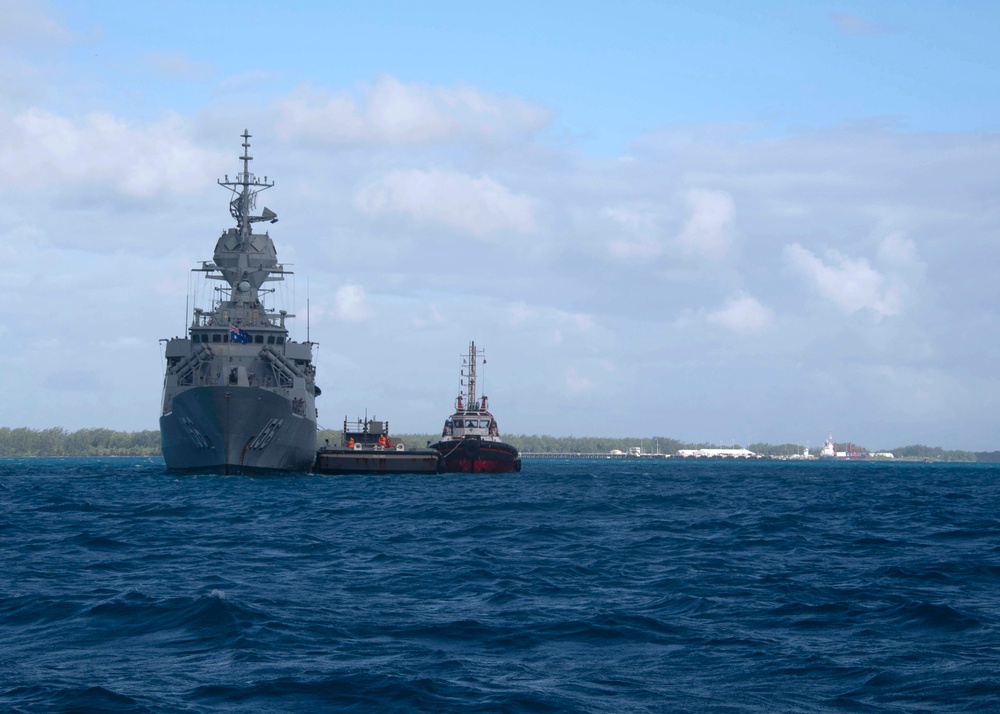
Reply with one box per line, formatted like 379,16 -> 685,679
255,335 -> 264,344
212,334 -> 222,343
267,336 -> 275,344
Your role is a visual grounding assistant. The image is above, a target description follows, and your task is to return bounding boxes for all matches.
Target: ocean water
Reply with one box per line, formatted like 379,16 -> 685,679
1,458 -> 999,713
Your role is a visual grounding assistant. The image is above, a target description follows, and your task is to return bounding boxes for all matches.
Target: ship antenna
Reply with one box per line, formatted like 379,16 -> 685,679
467,341 -> 477,412
239,129 -> 252,239
218,129 -> 276,238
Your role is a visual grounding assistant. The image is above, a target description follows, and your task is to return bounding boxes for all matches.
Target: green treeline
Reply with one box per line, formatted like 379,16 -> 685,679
502,434 -> 690,455
885,444 -> 978,462
0,428 -> 993,462
0,427 -> 161,457
392,434 -> 984,462
390,434 -> 690,454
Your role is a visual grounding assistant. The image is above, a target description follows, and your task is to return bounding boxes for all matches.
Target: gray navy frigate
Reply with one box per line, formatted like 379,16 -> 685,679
160,131 -> 320,473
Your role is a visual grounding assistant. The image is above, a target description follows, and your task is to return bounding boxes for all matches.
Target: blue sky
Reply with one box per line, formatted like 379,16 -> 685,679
2,0 -> 999,449
49,2 -> 1000,144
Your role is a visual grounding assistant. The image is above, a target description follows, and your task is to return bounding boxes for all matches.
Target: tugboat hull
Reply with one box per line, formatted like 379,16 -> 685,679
161,386 -> 316,474
431,438 -> 521,474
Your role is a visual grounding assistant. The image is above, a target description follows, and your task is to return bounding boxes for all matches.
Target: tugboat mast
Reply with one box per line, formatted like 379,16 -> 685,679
467,341 -> 478,412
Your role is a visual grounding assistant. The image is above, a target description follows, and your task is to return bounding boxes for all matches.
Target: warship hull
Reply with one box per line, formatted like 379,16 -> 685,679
160,386 -> 316,474
159,132 -> 321,475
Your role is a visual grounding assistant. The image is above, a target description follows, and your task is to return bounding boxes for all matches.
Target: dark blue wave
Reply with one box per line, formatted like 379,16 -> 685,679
1,458 -> 999,712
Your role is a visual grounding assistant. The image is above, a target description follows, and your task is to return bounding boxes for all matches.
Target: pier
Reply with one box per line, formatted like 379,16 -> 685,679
521,452 -> 671,460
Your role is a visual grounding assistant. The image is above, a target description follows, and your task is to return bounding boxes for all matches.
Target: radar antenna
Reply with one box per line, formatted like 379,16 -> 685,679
217,129 -> 278,238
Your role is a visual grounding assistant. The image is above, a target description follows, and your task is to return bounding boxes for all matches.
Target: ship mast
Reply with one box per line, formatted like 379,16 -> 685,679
238,130 -> 252,239
218,129 -> 277,243
466,341 -> 478,412
204,130 -> 286,310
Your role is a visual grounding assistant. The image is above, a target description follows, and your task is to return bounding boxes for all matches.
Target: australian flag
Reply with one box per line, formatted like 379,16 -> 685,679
229,323 -> 250,344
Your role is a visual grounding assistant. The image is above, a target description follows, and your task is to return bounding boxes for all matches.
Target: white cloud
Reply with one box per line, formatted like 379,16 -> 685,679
558,358 -> 618,398
0,0 -> 74,46
676,189 -> 735,260
354,169 -> 537,237
216,69 -> 282,93
506,302 -> 536,328
0,109 -> 221,197
0,9 -> 995,449
411,306 -> 444,328
143,52 -> 215,82
877,231 -> 919,267
604,206 -> 664,259
707,294 -> 774,334
111,337 -> 145,349
505,302 -> 596,334
273,76 -> 552,146
332,284 -> 374,321
784,243 -> 903,319
565,370 -> 596,394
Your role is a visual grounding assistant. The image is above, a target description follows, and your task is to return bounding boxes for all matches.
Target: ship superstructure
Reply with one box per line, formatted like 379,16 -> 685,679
159,131 -> 320,473
819,431 -> 867,460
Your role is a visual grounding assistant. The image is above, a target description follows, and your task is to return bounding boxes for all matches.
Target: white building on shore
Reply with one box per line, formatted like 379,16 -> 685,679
676,448 -> 757,459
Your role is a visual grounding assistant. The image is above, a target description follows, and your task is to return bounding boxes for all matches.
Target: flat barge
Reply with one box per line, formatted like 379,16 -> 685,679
314,417 -> 444,475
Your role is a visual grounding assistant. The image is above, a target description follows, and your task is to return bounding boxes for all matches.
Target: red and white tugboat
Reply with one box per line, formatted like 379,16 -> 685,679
430,341 -> 521,473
